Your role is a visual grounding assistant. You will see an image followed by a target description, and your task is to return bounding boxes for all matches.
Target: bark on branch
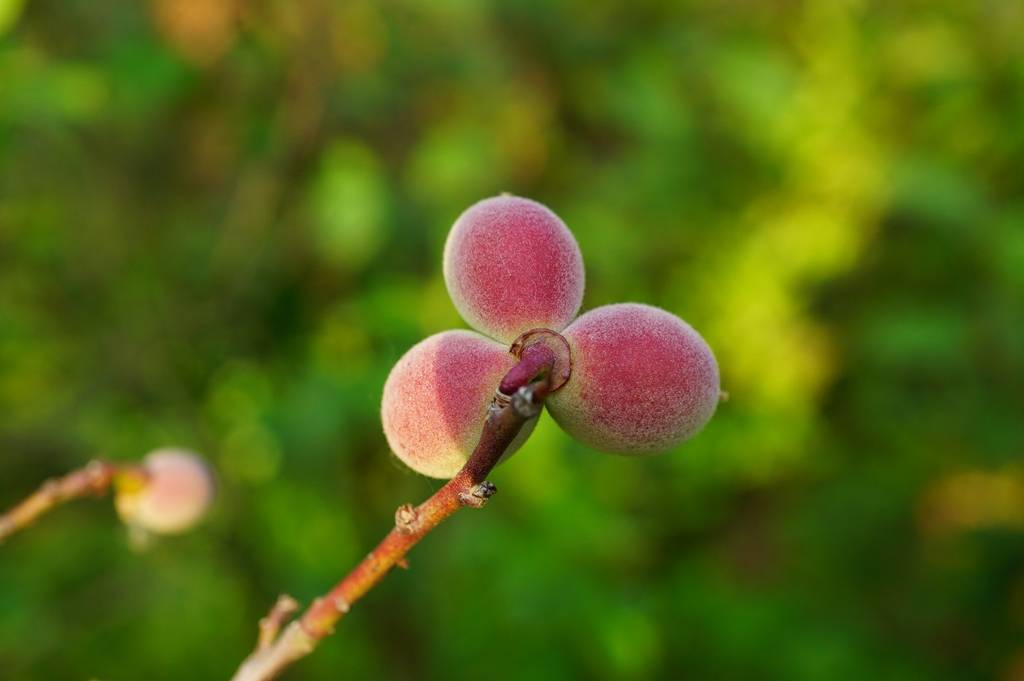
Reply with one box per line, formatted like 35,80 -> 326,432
230,355 -> 554,681
0,460 -> 131,544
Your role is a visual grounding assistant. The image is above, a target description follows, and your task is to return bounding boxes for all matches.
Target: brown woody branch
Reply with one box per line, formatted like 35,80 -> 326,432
230,355 -> 555,681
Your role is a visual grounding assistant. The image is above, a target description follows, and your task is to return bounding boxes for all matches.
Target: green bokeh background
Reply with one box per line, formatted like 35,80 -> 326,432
2,1 -> 1023,679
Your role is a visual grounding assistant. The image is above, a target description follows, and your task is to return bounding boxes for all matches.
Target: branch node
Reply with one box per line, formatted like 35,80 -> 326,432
287,622 -> 317,655
459,481 -> 497,508
394,504 -> 418,534
258,595 -> 301,650
83,459 -> 112,491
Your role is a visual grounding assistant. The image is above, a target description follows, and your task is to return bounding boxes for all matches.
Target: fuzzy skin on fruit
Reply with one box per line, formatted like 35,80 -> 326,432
547,303 -> 719,454
116,449 -> 214,534
382,330 -> 537,478
443,195 -> 585,343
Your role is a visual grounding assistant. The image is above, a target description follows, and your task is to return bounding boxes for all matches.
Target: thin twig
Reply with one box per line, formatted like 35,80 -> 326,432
0,460 -> 129,544
258,595 -> 301,650
231,360 -> 554,681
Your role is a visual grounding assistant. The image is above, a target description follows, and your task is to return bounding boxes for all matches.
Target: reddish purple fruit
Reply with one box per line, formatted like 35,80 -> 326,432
386,195 -> 721,476
443,195 -> 585,343
381,330 -> 537,478
546,303 -> 720,454
115,448 -> 215,534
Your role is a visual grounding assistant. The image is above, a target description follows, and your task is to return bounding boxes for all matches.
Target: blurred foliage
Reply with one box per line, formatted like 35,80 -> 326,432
1,1 -> 1023,679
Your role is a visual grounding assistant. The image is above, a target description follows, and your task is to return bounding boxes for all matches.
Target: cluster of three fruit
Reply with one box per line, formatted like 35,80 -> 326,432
382,196 -> 721,479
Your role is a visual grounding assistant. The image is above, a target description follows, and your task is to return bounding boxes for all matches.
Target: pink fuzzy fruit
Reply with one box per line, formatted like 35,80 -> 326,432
115,448 -> 215,534
547,303 -> 719,454
443,195 -> 585,343
382,330 -> 537,478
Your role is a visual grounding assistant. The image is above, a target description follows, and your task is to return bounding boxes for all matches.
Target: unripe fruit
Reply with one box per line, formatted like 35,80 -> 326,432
443,195 -> 585,343
115,448 -> 215,534
547,303 -> 719,454
381,330 -> 537,478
